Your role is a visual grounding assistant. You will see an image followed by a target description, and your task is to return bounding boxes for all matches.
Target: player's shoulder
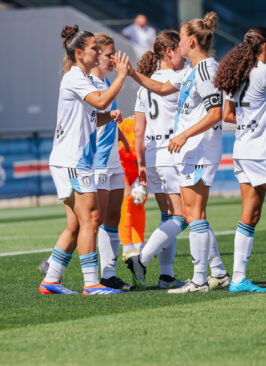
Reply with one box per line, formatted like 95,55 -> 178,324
136,86 -> 146,99
250,61 -> 266,79
151,69 -> 175,82
62,66 -> 93,86
196,57 -> 218,82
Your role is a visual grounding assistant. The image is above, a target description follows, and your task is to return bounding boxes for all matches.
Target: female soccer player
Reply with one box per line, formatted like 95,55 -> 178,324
90,33 -> 134,291
215,27 -> 266,292
125,12 -> 230,292
39,25 -> 128,295
133,30 -> 187,289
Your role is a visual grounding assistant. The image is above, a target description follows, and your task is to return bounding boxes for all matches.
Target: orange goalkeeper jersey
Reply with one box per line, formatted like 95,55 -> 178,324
119,116 -> 139,185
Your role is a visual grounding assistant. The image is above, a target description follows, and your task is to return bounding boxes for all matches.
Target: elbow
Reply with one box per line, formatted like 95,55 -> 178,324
97,102 -> 108,110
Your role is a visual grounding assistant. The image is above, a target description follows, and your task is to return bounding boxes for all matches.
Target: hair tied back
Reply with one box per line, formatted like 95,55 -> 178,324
61,25 -> 79,40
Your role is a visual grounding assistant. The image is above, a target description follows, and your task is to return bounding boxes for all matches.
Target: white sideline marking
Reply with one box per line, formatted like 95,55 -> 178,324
0,235 -> 57,241
0,248 -> 53,257
0,229 -> 264,257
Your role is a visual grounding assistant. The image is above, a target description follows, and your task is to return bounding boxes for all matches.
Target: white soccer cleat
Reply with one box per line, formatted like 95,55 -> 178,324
207,273 -> 231,290
168,279 -> 209,294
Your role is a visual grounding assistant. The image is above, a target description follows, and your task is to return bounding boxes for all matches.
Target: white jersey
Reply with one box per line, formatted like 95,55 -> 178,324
134,69 -> 184,167
49,66 -> 98,169
90,75 -> 122,169
170,57 -> 223,165
229,61 -> 266,159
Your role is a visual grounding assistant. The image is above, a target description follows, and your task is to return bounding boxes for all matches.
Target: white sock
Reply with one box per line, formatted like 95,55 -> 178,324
122,243 -> 134,253
134,242 -> 145,251
80,251 -> 99,287
47,255 -> 52,264
232,222 -> 255,284
158,241 -> 177,278
44,247 -> 71,282
140,216 -> 187,267
189,220 -> 210,286
208,225 -> 226,277
98,225 -> 119,279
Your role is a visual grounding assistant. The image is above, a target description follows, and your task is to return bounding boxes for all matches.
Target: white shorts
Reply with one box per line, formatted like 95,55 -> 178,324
234,159 -> 266,187
179,163 -> 219,187
146,166 -> 180,194
94,167 -> 125,191
50,166 -> 96,201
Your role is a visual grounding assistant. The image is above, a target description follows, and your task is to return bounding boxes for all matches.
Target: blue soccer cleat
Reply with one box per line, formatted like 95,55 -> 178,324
39,281 -> 79,295
82,283 -> 122,295
229,279 -> 266,293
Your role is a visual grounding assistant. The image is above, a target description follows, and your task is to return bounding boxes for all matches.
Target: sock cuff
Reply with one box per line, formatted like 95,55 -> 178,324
80,251 -> 98,268
189,219 -> 209,233
100,225 -> 118,233
161,212 -> 168,223
51,247 -> 72,267
237,221 -> 255,237
168,215 -> 188,231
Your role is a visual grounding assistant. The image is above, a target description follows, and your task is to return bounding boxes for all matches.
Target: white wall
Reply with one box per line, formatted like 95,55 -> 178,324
0,6 -> 144,133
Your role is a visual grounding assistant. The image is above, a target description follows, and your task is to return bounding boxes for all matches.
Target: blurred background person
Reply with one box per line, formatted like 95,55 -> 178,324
122,14 -> 156,50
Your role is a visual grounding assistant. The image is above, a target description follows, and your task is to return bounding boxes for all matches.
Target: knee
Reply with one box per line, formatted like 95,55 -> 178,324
66,222 -> 79,240
79,210 -> 100,231
241,209 -> 261,227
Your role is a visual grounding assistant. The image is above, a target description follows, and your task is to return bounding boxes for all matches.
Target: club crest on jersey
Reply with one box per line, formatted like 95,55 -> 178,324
185,80 -> 192,90
81,176 -> 91,187
98,173 -> 107,184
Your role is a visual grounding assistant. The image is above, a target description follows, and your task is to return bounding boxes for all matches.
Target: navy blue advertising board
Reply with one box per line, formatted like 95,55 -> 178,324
0,134 -> 239,199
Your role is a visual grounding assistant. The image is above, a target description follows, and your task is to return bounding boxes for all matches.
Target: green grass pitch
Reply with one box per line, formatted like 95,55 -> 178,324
0,197 -> 265,366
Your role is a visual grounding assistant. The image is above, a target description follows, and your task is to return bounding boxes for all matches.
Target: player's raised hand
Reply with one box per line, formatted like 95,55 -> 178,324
110,109 -> 123,124
168,133 -> 187,153
112,51 -> 129,77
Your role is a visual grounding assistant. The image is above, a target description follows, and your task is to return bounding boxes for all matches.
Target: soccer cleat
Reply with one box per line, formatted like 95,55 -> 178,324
158,274 -> 185,289
39,280 -> 78,295
82,283 -> 122,295
125,254 -> 146,290
100,276 -> 135,291
168,279 -> 209,294
229,279 -> 266,293
38,258 -> 63,284
208,272 -> 231,290
122,248 -> 140,261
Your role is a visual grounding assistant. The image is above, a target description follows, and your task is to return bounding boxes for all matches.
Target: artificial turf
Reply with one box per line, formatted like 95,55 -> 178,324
0,197 -> 265,365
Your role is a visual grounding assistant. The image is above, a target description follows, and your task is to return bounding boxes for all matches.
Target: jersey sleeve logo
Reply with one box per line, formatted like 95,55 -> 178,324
203,93 -> 222,111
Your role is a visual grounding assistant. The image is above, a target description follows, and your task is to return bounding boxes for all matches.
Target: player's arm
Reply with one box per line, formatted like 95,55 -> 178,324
97,109 -> 123,127
134,111 -> 147,185
112,54 -> 178,96
85,52 -> 128,110
223,99 -> 237,124
118,127 -> 130,153
129,70 -> 177,96
169,106 -> 222,153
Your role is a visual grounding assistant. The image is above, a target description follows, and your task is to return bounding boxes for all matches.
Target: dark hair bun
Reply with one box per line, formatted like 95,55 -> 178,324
61,25 -> 79,39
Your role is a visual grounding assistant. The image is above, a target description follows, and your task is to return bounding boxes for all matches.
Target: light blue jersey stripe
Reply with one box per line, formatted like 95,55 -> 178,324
76,129 -> 97,169
174,68 -> 197,133
95,78 -> 118,169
